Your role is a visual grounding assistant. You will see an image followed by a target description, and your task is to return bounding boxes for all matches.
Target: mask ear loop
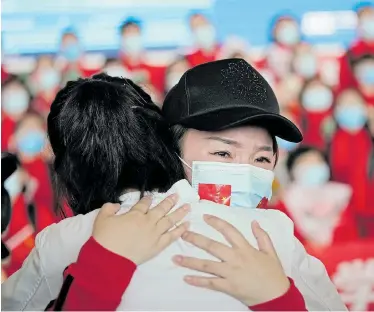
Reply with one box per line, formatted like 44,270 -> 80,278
176,154 -> 192,170
123,78 -> 148,107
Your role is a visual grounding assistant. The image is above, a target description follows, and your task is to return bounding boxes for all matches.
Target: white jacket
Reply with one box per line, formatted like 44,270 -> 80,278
1,180 -> 347,311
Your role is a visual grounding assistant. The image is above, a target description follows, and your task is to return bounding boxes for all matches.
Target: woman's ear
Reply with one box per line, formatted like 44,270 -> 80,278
41,141 -> 54,162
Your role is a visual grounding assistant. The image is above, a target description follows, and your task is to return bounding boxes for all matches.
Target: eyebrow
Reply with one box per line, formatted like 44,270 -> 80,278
205,136 -> 241,147
206,136 -> 273,153
255,145 -> 273,153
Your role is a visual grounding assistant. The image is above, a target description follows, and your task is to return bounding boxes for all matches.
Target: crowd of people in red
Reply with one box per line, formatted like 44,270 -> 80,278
1,4 -> 374,310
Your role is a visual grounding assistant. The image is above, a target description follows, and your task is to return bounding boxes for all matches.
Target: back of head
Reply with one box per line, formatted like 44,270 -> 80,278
48,73 -> 185,215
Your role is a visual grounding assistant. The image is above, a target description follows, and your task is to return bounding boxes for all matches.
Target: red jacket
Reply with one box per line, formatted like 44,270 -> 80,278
301,109 -> 332,150
121,54 -> 167,94
338,39 -> 374,91
22,158 -> 57,233
186,46 -> 220,67
329,128 -> 374,214
47,237 -> 307,311
1,116 -> 16,151
2,194 -> 35,276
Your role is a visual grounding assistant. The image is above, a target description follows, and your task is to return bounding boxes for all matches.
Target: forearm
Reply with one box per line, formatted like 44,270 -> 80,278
46,237 -> 136,311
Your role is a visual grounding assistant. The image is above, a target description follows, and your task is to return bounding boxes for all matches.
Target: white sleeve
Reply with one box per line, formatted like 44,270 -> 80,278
1,248 -> 53,311
291,238 -> 348,311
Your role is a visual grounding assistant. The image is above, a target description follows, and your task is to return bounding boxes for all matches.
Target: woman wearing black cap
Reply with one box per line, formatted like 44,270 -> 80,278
3,61 -> 345,311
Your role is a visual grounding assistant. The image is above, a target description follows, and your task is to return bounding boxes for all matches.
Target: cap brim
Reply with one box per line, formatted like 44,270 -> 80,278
177,107 -> 303,143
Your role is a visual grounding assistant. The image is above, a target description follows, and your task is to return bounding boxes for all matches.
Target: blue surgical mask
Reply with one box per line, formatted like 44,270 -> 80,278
359,67 -> 374,86
182,159 -> 274,208
294,163 -> 330,187
302,86 -> 333,112
39,69 -> 61,91
295,54 -> 317,78
276,137 -> 299,152
2,89 -> 29,115
360,18 -> 374,41
62,44 -> 81,62
277,24 -> 300,46
194,25 -> 216,51
121,35 -> 143,56
335,105 -> 367,132
17,131 -> 45,157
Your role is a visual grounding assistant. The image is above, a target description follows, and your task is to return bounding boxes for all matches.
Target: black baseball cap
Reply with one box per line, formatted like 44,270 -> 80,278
162,58 -> 303,143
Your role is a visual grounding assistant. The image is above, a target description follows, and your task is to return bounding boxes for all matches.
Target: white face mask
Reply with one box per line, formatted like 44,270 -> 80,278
302,86 -> 333,112
2,88 -> 29,116
121,35 -> 143,56
181,159 -> 274,208
194,25 -> 216,51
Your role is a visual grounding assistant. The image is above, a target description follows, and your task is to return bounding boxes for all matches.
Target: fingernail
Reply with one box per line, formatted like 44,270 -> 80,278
183,204 -> 190,211
170,194 -> 178,202
172,255 -> 183,264
184,276 -> 192,282
203,214 -> 212,220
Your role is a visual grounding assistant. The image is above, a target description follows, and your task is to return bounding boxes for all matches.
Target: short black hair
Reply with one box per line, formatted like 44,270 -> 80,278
355,1 -> 373,16
286,145 -> 328,180
119,17 -> 142,34
2,75 -> 31,93
269,12 -> 299,42
104,57 -> 120,67
351,53 -> 374,68
48,73 -> 185,215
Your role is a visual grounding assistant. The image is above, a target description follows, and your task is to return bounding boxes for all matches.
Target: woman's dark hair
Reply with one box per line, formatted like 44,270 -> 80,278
286,145 -> 329,180
48,73 -> 185,215
119,17 -> 142,34
351,53 -> 374,69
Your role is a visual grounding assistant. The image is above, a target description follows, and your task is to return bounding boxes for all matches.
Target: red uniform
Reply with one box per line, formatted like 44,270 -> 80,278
2,194 -> 35,276
1,116 -> 16,151
186,46 -> 220,67
22,158 -> 57,233
1,66 -> 9,82
30,92 -> 58,117
121,54 -> 166,94
338,40 -> 374,91
300,110 -> 332,150
329,128 -> 374,214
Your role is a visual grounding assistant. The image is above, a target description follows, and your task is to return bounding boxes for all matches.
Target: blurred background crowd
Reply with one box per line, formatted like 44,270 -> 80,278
1,0 -> 374,310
